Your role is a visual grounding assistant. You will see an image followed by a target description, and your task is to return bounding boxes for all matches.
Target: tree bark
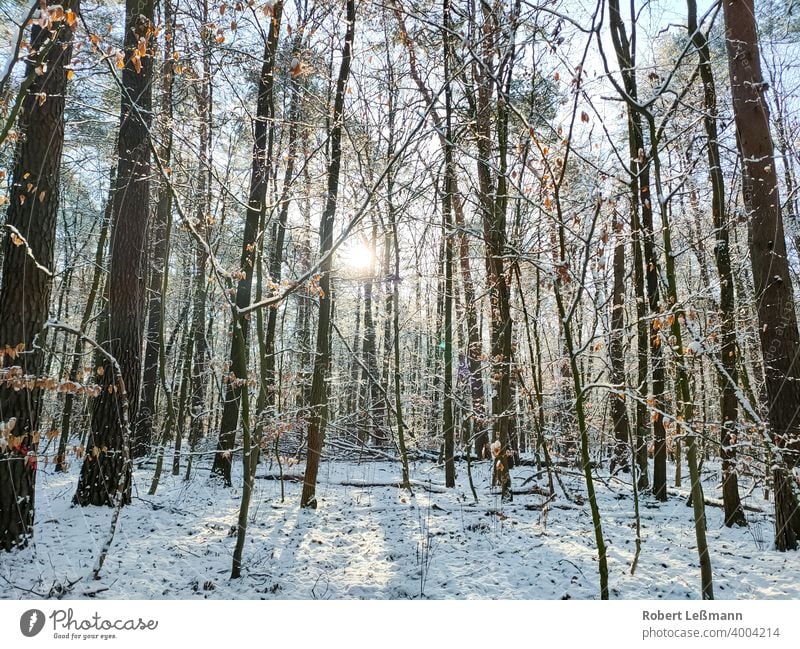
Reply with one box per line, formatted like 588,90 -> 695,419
442,0 -> 456,488
76,0 -> 154,507
301,0 -> 356,508
0,1 -> 78,548
609,209 -> 631,473
723,0 -> 800,550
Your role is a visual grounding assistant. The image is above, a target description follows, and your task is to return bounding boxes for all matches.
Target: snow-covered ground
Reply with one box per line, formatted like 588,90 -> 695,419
0,456 -> 796,600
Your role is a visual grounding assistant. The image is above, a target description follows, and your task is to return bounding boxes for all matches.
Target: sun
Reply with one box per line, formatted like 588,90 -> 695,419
342,241 -> 374,271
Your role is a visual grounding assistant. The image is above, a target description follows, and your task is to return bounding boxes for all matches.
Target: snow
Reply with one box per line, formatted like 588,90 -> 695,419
0,456 -> 797,600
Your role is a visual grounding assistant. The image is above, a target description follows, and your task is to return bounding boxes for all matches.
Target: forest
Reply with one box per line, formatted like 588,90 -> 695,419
0,0 -> 799,601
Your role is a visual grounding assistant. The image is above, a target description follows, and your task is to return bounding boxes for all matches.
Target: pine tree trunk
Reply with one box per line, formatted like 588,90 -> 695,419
0,2 -> 78,548
76,0 -> 155,507
723,0 -> 800,550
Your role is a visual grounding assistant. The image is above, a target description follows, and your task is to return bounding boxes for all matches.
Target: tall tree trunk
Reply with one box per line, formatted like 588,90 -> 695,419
136,0 -> 176,458
608,0 -> 666,498
609,209 -> 631,473
348,285 -> 362,418
212,2 -> 284,484
358,219 -> 381,445
0,1 -> 78,548
442,0 -> 456,488
391,0 -> 487,458
723,0 -> 800,550
644,104 -> 715,598
384,68 -> 410,488
175,323 -> 193,477
687,0 -> 746,527
301,0 -> 356,508
76,0 -> 154,506
295,139 -> 314,428
468,0 -> 518,501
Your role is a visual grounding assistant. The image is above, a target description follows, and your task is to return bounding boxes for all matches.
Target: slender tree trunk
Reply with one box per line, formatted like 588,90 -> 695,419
295,142 -> 314,429
301,0 -> 356,508
349,285 -> 362,419
644,108 -> 715,599
609,209 -> 631,473
175,324 -> 193,477
0,2 -> 78,548
391,0 -> 487,458
469,1 -> 518,500
213,2 -> 284,484
608,0 -> 666,498
552,197 -> 609,599
264,42 -> 302,418
358,218 -> 381,445
442,0 -> 456,488
135,0 -> 176,458
687,0 -> 746,527
723,0 -> 800,550
187,0 -> 214,483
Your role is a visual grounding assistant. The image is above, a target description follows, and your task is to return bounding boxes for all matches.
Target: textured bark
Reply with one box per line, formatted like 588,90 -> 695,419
723,0 -> 800,549
76,0 -> 154,506
301,0 -> 356,508
609,210 -> 631,473
1,2 -> 78,548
